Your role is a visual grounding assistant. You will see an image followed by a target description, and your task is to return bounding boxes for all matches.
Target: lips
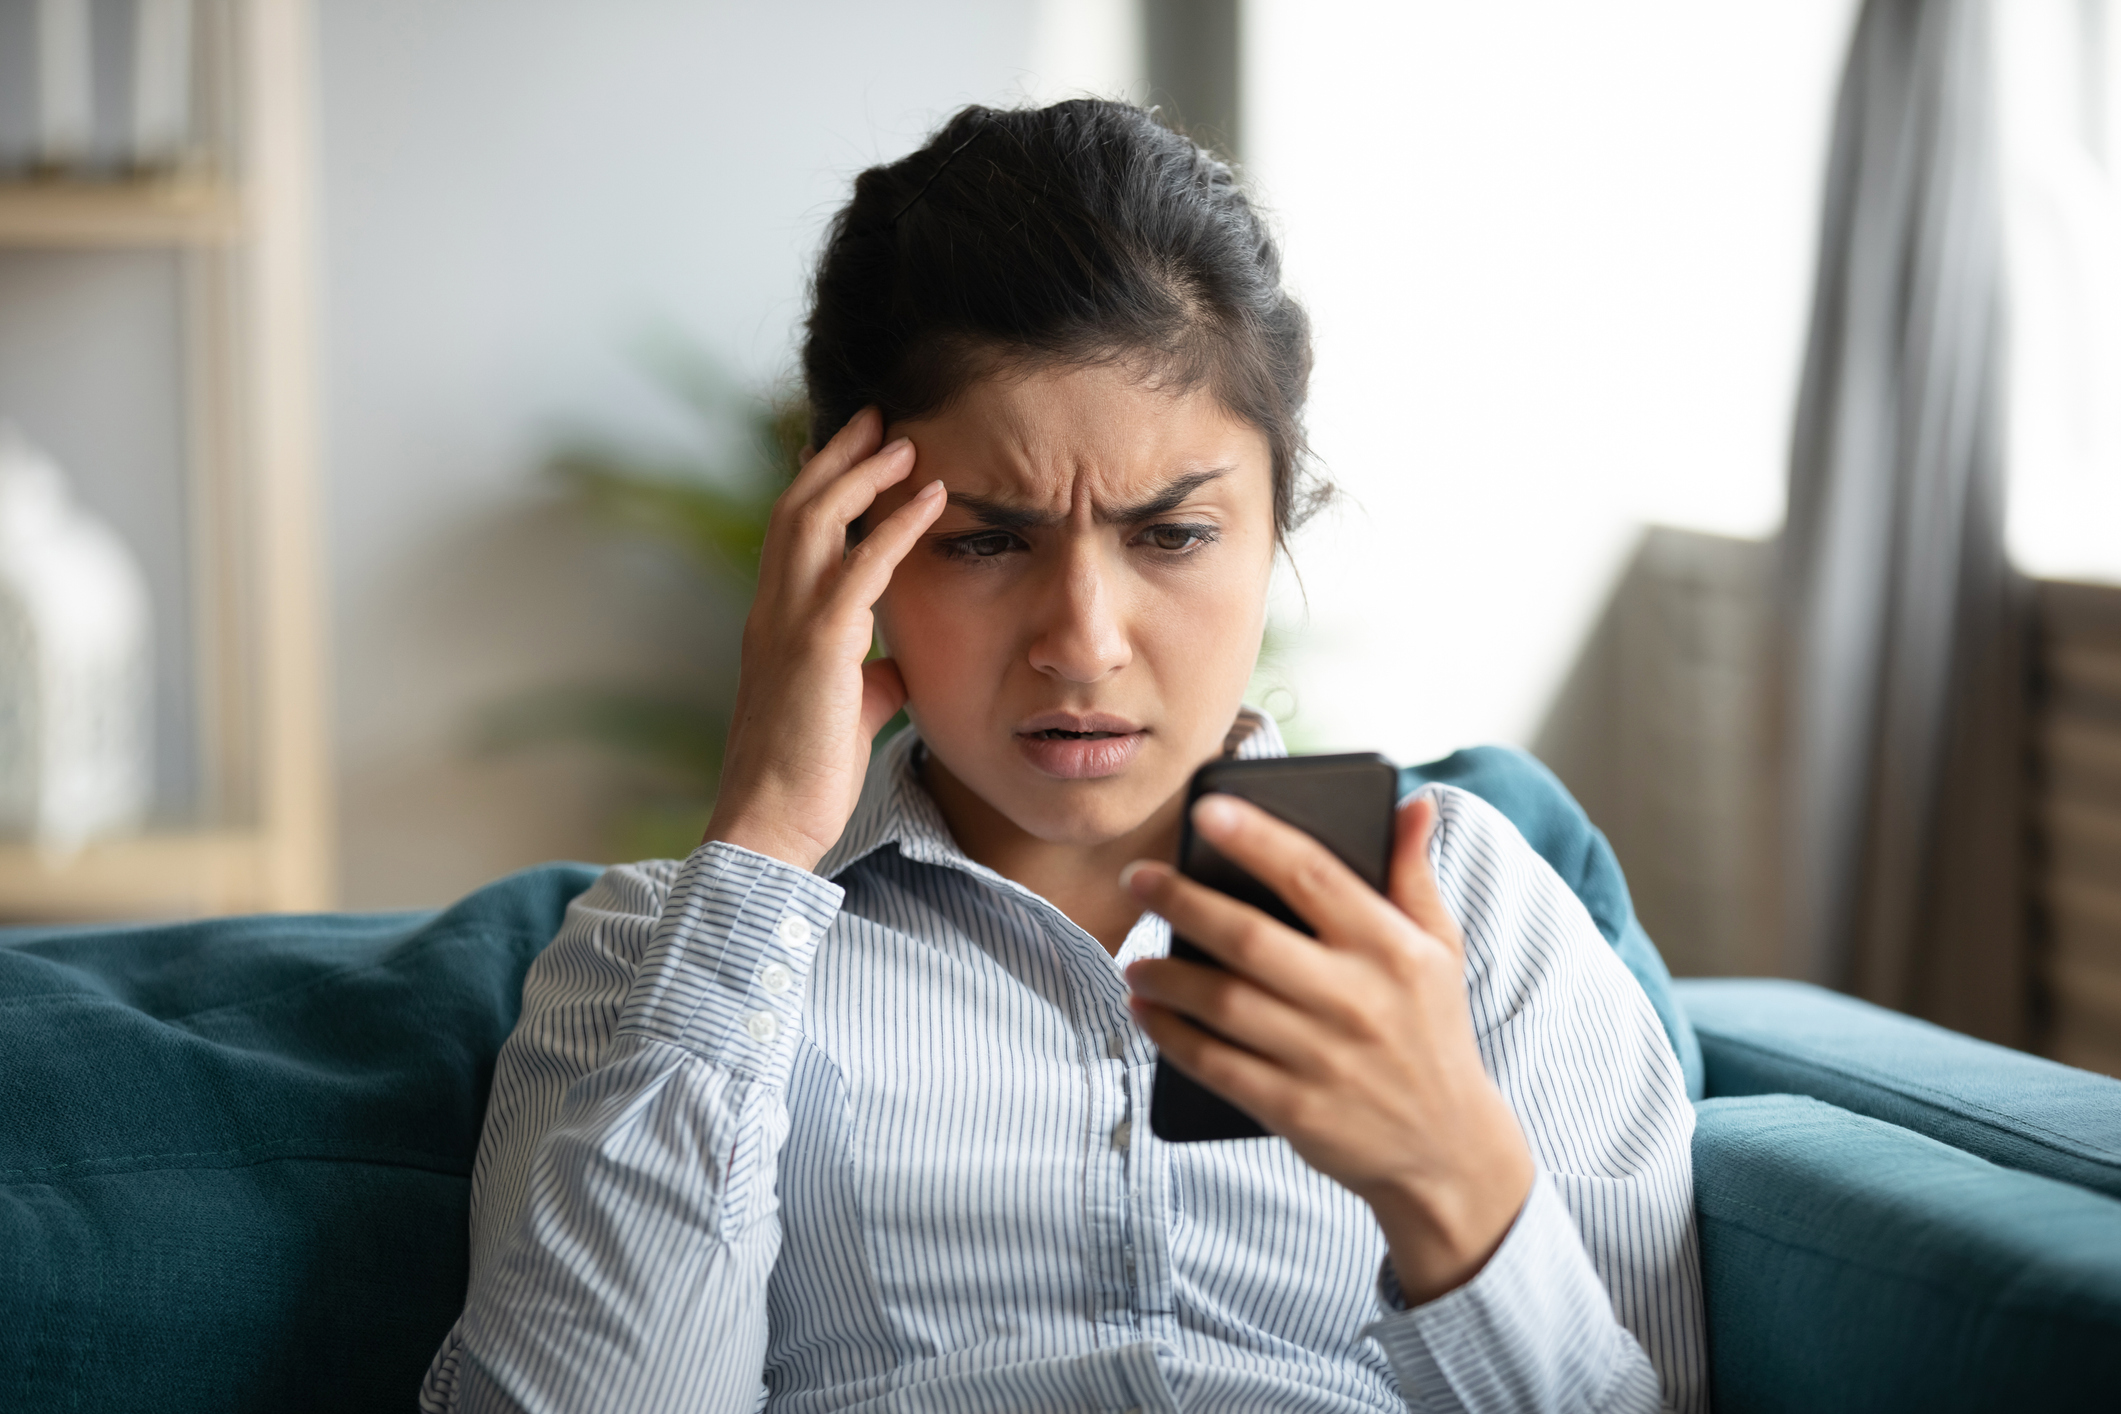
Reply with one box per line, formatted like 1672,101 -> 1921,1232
1014,711 -> 1149,780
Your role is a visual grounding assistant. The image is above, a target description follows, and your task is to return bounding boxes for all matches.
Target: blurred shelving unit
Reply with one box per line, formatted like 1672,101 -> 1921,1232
0,177 -> 241,246
2033,580 -> 2121,1079
0,0 -> 332,921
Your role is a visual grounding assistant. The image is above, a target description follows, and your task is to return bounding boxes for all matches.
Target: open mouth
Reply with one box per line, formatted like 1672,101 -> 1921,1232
1014,716 -> 1148,779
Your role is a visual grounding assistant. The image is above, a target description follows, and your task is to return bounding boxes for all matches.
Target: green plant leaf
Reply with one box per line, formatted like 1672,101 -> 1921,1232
553,450 -> 773,569
475,686 -> 727,789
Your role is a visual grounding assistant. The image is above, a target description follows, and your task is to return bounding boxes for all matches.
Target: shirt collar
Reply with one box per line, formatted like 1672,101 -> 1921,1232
816,707 -> 1290,884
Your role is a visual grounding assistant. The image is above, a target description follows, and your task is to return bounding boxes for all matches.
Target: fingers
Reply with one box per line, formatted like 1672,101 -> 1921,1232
785,406 -> 882,500
774,438 -> 919,584
834,477 -> 946,607
1124,953 -> 1322,1069
1389,794 -> 1464,958
1123,861 -> 1350,1016
1128,996 -> 1296,1125
1186,795 -> 1404,950
810,437 -> 917,527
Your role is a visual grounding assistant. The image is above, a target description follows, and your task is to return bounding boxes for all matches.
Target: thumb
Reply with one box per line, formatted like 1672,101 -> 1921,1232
859,657 -> 909,740
1389,793 -> 1463,956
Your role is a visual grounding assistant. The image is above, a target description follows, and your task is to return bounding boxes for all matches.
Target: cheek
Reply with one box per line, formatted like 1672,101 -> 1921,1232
876,559 -> 1001,673
1134,557 -> 1271,682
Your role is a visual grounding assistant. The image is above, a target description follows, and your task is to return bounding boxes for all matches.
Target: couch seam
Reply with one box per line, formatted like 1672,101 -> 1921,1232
1,1140 -> 470,1182
1699,1030 -> 2121,1164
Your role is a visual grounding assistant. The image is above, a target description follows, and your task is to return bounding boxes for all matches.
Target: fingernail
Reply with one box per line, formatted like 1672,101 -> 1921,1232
917,477 -> 945,499
1193,794 -> 1240,836
1119,860 -> 1154,894
883,436 -> 912,456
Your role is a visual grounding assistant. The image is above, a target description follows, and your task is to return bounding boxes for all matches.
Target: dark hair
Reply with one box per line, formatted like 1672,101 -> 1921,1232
802,99 -> 1326,540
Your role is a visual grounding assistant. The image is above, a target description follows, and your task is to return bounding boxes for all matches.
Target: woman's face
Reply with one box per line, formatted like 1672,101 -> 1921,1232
870,360 -> 1277,849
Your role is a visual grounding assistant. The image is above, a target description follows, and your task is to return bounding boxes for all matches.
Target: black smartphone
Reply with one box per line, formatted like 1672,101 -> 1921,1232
1147,751 -> 1400,1143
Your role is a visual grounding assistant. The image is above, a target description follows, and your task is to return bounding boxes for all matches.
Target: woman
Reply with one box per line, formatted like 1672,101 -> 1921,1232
423,101 -> 1704,1414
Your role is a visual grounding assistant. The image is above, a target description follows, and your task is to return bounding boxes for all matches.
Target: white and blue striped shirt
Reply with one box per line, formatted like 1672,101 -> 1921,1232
422,716 -> 1706,1413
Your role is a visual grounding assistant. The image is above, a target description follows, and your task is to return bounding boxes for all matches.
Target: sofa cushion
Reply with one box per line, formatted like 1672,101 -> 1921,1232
1405,746 -> 1704,1098
1694,1093 -> 2121,1413
1679,977 -> 2121,1201
0,862 -> 597,1413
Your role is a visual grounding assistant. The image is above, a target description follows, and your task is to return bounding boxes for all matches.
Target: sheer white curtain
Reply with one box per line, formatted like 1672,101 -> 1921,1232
1240,1 -> 1854,765
1999,0 -> 2121,585
1779,0 -> 2019,1036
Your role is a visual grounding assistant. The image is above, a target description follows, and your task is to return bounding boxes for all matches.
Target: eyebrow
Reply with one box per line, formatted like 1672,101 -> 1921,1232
946,468 -> 1231,532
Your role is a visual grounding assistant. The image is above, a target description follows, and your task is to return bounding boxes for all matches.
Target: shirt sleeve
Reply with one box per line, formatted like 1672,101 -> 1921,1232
1362,784 -> 1707,1414
418,842 -> 845,1414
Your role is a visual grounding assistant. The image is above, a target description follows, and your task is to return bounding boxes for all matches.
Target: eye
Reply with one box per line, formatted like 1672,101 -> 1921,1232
1138,523 -> 1218,554
936,530 -> 1024,560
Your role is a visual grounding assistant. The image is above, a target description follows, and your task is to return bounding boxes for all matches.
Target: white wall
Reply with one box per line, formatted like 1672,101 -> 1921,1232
316,0 -> 1101,906
1244,0 -> 1857,765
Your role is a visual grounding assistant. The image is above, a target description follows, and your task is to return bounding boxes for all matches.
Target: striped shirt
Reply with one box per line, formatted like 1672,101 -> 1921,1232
422,716 -> 1706,1413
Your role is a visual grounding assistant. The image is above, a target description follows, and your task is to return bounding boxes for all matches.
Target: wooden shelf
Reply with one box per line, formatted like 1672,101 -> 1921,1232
0,831 -> 275,923
0,3 -> 334,925
0,178 -> 242,248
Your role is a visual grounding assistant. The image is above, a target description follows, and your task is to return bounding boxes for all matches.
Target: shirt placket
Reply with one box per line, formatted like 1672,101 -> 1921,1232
1032,904 -> 1149,1344
1113,914 -> 1178,1334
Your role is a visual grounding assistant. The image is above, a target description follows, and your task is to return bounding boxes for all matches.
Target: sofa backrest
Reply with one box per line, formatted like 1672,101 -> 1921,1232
0,863 -> 598,1412
1681,977 -> 2121,1201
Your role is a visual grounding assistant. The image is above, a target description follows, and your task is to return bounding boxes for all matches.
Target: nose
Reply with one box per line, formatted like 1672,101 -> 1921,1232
1026,539 -> 1132,684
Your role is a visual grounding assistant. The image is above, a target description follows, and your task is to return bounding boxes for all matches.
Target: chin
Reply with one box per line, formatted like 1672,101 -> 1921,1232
1007,783 -> 1163,848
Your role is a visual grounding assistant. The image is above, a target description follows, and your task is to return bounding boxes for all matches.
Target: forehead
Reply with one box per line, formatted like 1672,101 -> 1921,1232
892,361 -> 1272,509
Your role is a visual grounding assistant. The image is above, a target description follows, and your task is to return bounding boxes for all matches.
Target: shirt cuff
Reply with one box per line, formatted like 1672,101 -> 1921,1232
614,840 -> 844,1087
1363,1172 -> 1661,1413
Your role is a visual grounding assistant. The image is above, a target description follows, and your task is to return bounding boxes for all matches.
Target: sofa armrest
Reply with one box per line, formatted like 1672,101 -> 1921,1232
1675,977 -> 2121,1200
1694,1095 -> 2121,1413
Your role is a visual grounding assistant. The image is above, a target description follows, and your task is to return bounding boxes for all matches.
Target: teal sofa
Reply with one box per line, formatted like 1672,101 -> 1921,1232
3,748 -> 2117,1411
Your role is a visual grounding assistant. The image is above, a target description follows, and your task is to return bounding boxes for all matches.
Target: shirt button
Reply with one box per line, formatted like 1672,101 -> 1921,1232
1105,1033 -> 1126,1060
1111,1120 -> 1131,1150
744,1010 -> 779,1043
776,916 -> 812,946
760,962 -> 794,995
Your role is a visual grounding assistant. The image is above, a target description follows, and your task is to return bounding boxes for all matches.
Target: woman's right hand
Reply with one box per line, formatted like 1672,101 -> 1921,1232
703,407 -> 947,871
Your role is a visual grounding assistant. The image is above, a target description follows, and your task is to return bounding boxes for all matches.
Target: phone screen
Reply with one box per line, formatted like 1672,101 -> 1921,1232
1148,752 -> 1400,1143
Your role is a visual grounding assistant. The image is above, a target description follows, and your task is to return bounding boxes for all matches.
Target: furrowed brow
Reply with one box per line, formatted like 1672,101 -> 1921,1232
1099,469 -> 1230,523
946,494 -> 1060,532
944,468 -> 1231,532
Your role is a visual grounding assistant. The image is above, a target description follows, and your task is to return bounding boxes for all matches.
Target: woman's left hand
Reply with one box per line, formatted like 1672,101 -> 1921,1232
1122,792 -> 1535,1306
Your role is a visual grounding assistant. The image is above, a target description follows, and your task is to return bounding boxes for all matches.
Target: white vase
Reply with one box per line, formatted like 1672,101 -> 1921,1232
0,427 -> 154,857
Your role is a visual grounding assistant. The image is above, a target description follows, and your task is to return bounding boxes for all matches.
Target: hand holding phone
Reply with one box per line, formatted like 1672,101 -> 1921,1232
1147,752 -> 1399,1143
1122,762 -> 1538,1307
